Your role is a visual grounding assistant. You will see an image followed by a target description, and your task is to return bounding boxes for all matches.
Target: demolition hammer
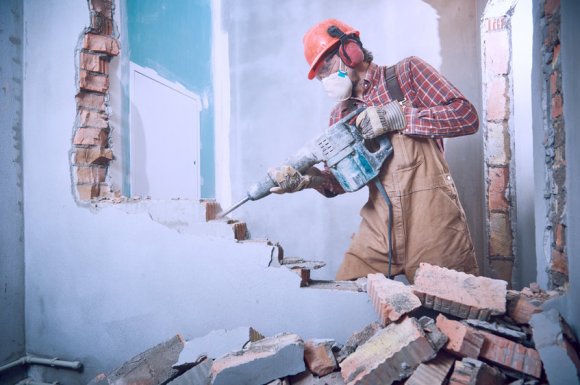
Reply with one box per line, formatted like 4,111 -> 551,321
219,107 -> 392,216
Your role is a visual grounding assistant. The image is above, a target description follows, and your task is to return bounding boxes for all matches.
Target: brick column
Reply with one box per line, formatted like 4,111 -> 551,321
540,0 -> 567,288
481,12 -> 516,285
71,0 -> 119,201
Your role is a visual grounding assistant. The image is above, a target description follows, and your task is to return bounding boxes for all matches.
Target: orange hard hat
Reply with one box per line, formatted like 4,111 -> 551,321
303,19 -> 360,80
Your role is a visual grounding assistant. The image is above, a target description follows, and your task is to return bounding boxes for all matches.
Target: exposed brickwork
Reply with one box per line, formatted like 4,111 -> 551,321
478,328 -> 543,378
412,263 -> 507,320
539,0 -> 567,288
72,0 -> 119,201
482,6 -> 516,285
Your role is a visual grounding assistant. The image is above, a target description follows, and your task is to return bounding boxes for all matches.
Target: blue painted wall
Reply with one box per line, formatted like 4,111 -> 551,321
127,0 -> 215,198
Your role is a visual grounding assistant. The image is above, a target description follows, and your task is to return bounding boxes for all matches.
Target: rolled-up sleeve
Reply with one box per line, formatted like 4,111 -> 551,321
400,56 -> 479,138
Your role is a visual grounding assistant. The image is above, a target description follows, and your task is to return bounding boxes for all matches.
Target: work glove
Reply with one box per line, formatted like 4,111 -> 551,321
355,102 -> 406,139
268,165 -> 313,194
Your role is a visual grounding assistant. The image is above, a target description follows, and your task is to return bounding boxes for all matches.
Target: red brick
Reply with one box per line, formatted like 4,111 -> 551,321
80,51 -> 109,73
83,33 -> 120,56
303,339 -> 337,377
488,167 -> 509,211
74,147 -> 113,165
90,0 -> 113,16
78,108 -> 108,129
76,92 -> 106,111
551,94 -> 563,119
73,127 -> 109,146
485,17 -> 506,32
367,273 -> 421,326
413,263 -> 507,320
550,71 -> 559,96
449,357 -> 505,385
506,292 -> 542,325
340,317 -> 437,385
478,329 -> 542,378
550,249 -> 568,275
545,0 -> 560,16
80,70 -> 109,93
436,314 -> 485,359
555,223 -> 566,250
91,14 -> 114,35
486,76 -> 509,121
484,30 -> 509,75
75,166 -> 107,184
202,200 -> 222,221
232,221 -> 248,241
489,212 -> 512,257
405,352 -> 455,385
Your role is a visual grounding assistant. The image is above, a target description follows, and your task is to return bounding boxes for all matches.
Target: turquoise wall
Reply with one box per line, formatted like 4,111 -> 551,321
127,0 -> 214,198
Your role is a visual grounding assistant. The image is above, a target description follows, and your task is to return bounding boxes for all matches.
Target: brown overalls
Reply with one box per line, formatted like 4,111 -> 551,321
335,132 -> 479,283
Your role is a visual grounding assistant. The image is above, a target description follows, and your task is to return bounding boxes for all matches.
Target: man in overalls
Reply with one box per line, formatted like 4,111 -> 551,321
269,19 -> 479,283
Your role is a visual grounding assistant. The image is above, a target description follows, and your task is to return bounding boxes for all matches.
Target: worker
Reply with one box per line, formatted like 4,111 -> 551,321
268,18 -> 479,283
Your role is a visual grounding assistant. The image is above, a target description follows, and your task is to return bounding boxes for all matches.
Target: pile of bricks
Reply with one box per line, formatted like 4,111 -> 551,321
87,263 -> 578,385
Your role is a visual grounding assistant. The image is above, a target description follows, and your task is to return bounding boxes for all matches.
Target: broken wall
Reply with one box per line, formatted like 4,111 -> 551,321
6,0 -> 486,384
0,0 -> 26,384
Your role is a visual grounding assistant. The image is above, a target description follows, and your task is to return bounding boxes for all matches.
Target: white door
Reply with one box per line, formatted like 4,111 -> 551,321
130,63 -> 201,200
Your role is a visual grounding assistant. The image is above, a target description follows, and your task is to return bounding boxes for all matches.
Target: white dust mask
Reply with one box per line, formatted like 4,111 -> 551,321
321,61 -> 352,101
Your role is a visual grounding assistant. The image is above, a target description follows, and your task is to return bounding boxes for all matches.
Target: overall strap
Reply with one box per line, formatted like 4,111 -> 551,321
385,65 -> 405,102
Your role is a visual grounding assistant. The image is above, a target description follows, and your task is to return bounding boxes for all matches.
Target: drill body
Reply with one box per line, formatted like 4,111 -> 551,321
221,108 -> 393,217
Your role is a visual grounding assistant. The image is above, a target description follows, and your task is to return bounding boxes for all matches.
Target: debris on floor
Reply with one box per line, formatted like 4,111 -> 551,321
86,263 -> 577,385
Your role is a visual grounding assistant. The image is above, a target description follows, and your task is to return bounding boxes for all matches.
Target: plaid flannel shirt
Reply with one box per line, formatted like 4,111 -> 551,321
315,56 -> 479,197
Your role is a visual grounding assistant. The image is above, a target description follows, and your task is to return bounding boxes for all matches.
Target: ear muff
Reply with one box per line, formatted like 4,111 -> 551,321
339,40 -> 364,68
327,25 -> 365,69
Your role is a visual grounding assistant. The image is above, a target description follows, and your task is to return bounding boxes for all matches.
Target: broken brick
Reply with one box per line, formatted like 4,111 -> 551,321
78,108 -> 109,128
506,291 -> 543,324
73,127 -> 109,146
80,51 -> 109,73
74,147 -> 113,165
80,69 -> 109,93
75,165 -> 107,184
304,339 -> 337,377
478,328 -> 543,378
210,333 -> 305,385
531,309 -> 580,384
405,352 -> 455,385
232,221 -> 248,241
418,316 -> 448,351
449,357 -> 505,385
413,263 -> 507,320
335,322 -> 382,363
340,317 -> 437,385
76,92 -> 106,111
83,33 -> 120,55
201,200 -> 222,221
436,314 -> 485,359
367,273 -> 422,326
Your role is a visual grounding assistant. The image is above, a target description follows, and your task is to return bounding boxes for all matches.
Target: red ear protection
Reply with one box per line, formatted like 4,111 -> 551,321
339,40 -> 364,68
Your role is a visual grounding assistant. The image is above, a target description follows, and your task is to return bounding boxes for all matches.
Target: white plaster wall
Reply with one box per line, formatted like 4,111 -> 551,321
0,1 -> 26,382
224,0 -> 484,278
19,0 -> 483,383
21,2 -> 376,383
